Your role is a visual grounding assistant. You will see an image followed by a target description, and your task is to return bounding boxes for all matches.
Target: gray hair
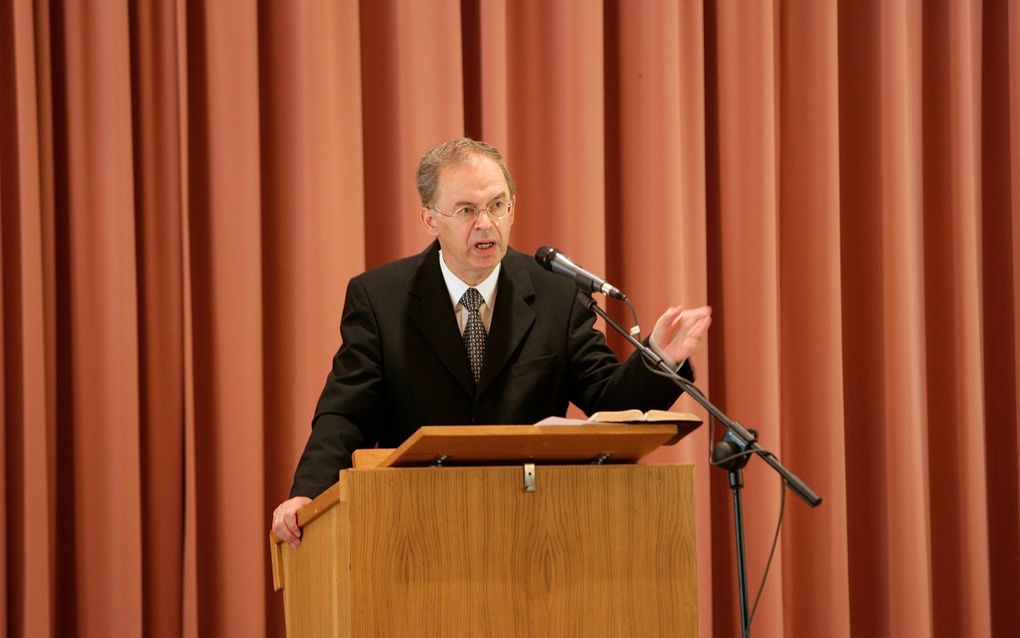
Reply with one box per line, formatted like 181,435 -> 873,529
416,138 -> 516,207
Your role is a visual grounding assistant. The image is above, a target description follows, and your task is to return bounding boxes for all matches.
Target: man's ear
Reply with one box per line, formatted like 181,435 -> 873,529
421,207 -> 438,236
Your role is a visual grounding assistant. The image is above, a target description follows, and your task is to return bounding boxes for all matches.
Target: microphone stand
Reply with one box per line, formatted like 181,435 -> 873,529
579,293 -> 822,638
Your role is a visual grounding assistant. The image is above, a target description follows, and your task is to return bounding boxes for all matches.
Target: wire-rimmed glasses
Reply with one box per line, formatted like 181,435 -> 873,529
430,199 -> 513,222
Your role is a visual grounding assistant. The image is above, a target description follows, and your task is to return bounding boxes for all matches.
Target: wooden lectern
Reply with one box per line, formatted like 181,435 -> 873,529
270,424 -> 699,637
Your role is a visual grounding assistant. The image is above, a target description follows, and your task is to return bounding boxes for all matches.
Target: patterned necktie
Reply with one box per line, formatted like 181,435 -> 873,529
460,288 -> 487,385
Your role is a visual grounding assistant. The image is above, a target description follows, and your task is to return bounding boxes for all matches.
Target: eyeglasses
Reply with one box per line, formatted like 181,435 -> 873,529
430,199 -> 513,222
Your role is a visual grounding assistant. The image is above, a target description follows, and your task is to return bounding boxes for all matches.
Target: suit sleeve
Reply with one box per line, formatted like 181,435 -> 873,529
565,293 -> 693,415
290,277 -> 383,498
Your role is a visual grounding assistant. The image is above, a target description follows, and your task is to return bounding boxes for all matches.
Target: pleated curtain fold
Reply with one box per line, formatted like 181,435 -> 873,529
1,1 -> 1017,636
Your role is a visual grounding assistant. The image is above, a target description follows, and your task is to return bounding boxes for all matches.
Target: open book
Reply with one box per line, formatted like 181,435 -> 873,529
533,410 -> 702,445
588,409 -> 699,424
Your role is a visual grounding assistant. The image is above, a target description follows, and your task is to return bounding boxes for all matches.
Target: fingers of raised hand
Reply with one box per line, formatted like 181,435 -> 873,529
680,308 -> 712,351
654,306 -> 686,341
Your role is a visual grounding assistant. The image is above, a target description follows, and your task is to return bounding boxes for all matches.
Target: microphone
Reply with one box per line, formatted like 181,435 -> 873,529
535,246 -> 627,300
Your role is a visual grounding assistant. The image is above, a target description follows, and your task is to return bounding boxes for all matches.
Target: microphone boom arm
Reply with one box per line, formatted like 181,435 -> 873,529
578,292 -> 822,508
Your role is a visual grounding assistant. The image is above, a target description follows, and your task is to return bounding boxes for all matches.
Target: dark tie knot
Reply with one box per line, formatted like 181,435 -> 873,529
460,288 -> 483,314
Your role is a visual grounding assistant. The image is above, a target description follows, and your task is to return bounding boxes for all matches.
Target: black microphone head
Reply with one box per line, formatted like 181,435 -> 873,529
535,245 -> 558,269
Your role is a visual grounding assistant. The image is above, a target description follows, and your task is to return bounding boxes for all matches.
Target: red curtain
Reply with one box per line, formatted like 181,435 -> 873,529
1,1 -> 1017,636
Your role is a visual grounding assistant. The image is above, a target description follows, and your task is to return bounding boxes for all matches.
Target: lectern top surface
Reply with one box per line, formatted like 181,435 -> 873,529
375,422 -> 699,468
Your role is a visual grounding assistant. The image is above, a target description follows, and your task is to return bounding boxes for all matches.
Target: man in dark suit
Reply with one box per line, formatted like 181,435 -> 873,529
272,138 -> 711,547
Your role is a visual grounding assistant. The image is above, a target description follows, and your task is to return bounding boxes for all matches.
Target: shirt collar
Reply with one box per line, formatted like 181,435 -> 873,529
438,250 -> 500,309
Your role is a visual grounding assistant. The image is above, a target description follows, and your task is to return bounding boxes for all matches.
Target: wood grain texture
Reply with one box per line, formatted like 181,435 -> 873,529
352,448 -> 392,469
346,465 -> 697,636
272,464 -> 697,636
277,498 -> 347,637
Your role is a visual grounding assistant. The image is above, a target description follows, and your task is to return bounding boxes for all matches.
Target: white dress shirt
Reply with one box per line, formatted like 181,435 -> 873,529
438,250 -> 500,334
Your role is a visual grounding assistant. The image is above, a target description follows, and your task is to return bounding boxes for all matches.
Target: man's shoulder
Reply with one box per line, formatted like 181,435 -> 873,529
504,246 -> 574,285
502,246 -> 583,305
502,246 -> 548,279
352,243 -> 435,288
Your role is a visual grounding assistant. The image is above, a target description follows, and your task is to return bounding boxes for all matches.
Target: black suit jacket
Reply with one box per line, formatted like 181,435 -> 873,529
290,241 -> 690,497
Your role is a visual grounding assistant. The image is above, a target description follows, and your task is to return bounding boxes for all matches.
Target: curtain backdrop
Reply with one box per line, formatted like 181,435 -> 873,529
2,0 -> 1018,636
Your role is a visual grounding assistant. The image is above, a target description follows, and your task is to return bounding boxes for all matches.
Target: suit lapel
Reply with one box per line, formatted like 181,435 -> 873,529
408,243 -> 476,397
477,253 -> 535,397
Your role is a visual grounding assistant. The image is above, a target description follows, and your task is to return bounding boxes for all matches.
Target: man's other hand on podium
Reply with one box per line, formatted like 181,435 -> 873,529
272,496 -> 311,548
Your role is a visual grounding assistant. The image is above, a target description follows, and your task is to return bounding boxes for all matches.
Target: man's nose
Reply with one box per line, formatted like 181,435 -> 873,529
473,210 -> 494,229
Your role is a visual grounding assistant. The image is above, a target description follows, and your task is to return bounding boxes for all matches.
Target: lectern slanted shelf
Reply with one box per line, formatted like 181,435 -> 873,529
269,422 -> 700,637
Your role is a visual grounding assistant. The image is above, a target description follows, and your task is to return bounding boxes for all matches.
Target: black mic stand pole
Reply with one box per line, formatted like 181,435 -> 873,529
579,293 -> 822,638
715,431 -> 753,637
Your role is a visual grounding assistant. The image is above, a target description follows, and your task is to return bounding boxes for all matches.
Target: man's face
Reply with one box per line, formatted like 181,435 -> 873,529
421,154 -> 515,285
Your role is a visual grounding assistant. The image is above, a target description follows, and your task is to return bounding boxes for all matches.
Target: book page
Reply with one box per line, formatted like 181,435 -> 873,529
588,409 -> 699,423
644,410 -> 699,422
533,416 -> 589,426
588,409 -> 648,423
